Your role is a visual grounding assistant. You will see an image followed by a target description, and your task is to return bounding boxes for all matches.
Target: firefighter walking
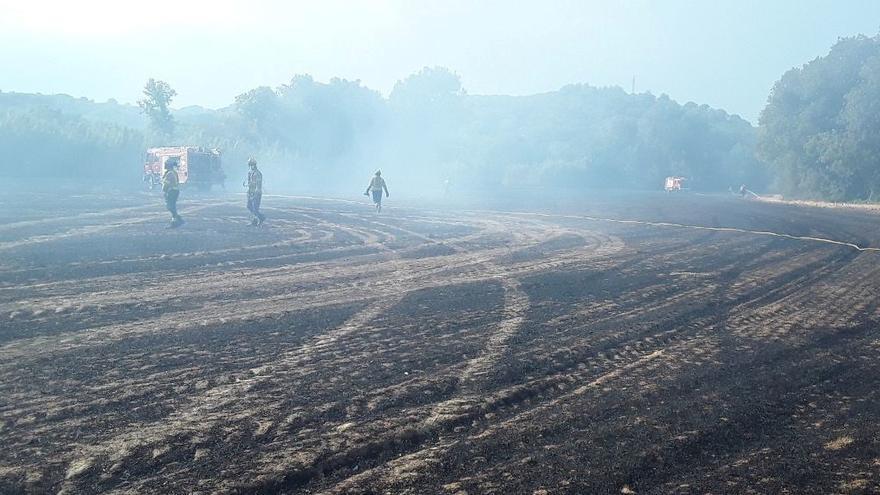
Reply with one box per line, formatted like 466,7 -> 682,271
162,158 -> 184,228
245,158 -> 267,226
364,170 -> 389,212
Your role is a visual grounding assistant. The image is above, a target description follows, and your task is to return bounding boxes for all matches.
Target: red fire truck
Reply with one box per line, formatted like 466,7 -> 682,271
143,147 -> 225,190
664,176 -> 686,192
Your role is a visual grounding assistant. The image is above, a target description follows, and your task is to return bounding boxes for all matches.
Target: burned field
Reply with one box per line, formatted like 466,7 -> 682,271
1,191 -> 879,494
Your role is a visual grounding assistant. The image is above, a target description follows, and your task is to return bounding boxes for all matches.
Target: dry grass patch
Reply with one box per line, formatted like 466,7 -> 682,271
824,436 -> 854,451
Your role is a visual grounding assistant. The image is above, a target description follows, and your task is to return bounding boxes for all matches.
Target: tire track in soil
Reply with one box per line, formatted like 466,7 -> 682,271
313,254 -> 856,493
54,296 -> 405,494
229,239 -> 777,492
153,232 -> 680,492
0,209 -> 476,306
36,210 -> 620,492
455,278 -> 528,387
417,275 -> 530,444
202,229 -> 626,492
279,234 -> 861,493
320,347 -> 670,495
728,251 -> 880,342
598,321 -> 880,494
0,218 -> 623,363
0,200 -> 239,252
0,203 -> 157,233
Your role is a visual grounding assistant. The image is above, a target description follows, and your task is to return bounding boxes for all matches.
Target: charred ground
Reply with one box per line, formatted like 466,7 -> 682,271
1,191 -> 879,494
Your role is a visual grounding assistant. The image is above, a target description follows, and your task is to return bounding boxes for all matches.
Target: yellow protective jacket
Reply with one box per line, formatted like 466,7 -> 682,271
367,176 -> 388,194
162,169 -> 180,193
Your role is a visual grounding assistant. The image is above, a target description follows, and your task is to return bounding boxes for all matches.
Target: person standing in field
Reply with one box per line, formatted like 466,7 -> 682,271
245,157 -> 267,226
162,158 -> 184,228
364,170 -> 389,212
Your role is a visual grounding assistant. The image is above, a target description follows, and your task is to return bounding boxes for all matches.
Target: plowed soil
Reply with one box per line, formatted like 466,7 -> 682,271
1,191 -> 879,494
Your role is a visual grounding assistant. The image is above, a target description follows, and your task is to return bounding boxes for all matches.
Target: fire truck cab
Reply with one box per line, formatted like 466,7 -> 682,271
664,176 -> 686,192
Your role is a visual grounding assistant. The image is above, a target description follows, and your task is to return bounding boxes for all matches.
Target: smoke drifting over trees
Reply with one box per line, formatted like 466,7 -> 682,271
0,66 -> 766,197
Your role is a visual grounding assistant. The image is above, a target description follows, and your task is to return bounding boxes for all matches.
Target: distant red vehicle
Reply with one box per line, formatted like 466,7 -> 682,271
664,176 -> 686,192
143,147 -> 225,190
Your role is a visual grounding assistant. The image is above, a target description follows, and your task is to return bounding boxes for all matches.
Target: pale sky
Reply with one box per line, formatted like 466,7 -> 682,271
1,0 -> 878,123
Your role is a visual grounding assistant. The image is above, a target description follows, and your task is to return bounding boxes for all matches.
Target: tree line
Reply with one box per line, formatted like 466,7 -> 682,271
0,68 -> 765,196
6,33 -> 880,202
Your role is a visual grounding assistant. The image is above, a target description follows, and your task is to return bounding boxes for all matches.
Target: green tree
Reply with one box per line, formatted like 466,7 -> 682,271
138,78 -> 177,137
758,34 -> 880,200
389,66 -> 464,106
234,87 -> 278,126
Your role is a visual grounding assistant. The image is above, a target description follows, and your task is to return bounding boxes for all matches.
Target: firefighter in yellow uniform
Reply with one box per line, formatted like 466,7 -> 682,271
246,158 -> 266,226
162,158 -> 184,228
364,170 -> 389,212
